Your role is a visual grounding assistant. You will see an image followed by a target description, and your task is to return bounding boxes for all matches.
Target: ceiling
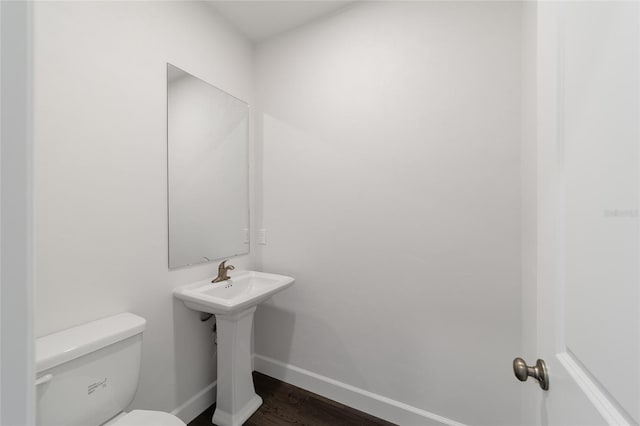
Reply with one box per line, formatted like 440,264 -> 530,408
208,1 -> 356,42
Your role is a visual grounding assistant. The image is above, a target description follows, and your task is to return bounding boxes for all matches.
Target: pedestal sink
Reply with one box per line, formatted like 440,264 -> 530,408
173,271 -> 294,426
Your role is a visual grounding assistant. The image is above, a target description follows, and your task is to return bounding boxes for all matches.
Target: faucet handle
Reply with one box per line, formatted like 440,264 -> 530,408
219,260 -> 235,271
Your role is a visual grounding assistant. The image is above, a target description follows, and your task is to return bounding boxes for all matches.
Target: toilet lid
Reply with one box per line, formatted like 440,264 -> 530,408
111,410 -> 186,426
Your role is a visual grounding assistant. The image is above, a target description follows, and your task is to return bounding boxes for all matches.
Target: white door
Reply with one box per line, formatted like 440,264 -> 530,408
528,2 -> 639,425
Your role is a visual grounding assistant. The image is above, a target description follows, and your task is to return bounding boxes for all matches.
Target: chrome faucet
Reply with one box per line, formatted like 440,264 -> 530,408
212,260 -> 235,283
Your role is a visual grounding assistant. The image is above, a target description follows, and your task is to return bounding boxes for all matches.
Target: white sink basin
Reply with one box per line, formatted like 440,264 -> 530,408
173,270 -> 294,315
173,269 -> 295,426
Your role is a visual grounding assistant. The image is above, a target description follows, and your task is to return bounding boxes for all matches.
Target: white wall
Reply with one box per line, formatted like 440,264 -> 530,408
253,2 -> 523,425
32,1 -> 253,420
1,2 -> 36,425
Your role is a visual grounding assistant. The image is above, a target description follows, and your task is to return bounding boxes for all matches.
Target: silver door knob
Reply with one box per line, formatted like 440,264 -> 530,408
513,357 -> 549,390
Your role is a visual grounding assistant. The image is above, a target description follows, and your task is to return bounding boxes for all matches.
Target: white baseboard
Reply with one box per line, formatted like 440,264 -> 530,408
253,354 -> 466,426
170,381 -> 217,424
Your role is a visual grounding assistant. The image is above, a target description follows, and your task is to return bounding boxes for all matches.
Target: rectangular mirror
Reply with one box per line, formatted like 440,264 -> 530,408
167,63 -> 249,269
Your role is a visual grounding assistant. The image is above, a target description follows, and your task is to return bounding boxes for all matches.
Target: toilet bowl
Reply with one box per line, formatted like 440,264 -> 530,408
36,313 -> 186,426
105,410 -> 185,426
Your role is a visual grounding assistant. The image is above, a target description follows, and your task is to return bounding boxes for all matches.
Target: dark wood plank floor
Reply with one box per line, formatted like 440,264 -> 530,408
188,372 -> 396,426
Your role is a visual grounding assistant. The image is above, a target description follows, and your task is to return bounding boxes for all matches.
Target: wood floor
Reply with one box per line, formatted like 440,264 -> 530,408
188,372 -> 396,426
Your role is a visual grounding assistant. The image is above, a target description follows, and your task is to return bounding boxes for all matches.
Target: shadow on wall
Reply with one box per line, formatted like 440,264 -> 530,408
254,303 -> 296,363
172,297 -> 217,406
254,299 -> 370,391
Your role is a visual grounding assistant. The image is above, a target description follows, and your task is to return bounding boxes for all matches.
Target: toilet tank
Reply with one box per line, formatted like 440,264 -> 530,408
36,313 -> 147,426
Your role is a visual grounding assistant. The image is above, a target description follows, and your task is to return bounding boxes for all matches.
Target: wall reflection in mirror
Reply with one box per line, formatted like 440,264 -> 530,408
167,64 -> 249,268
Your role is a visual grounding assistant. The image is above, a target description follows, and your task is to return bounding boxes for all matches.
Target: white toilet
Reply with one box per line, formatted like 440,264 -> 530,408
36,312 -> 186,426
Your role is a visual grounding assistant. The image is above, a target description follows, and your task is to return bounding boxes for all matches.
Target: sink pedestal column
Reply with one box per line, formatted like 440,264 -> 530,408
212,306 -> 262,426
